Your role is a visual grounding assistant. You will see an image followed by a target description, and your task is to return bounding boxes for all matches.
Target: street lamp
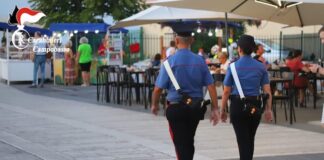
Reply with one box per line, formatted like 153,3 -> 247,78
208,29 -> 213,37
197,27 -> 202,33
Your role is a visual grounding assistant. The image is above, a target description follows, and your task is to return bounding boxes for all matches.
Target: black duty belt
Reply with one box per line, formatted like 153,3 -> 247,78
169,101 -> 180,105
229,95 -> 262,101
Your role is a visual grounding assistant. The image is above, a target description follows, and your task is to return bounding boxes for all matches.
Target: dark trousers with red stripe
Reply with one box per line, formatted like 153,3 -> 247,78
166,104 -> 200,160
230,97 -> 262,160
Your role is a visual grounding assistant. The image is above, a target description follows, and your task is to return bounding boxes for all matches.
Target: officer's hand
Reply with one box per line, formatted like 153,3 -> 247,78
151,105 -> 159,116
264,109 -> 273,123
220,111 -> 227,123
210,108 -> 220,126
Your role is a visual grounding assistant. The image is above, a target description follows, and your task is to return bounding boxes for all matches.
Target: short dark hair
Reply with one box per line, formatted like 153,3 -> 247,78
319,26 -> 324,34
293,49 -> 303,58
237,35 -> 256,55
35,31 -> 41,37
170,41 -> 175,47
154,53 -> 161,61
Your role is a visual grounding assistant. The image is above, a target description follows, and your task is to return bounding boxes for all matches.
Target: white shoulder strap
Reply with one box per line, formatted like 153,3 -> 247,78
230,63 -> 245,99
163,60 -> 181,91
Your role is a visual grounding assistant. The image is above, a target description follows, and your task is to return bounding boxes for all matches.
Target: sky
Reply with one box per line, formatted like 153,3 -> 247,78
0,0 -> 139,30
0,0 -> 30,22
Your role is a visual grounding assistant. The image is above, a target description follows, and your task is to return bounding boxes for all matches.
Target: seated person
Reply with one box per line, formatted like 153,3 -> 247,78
286,50 -> 310,107
151,53 -> 161,67
210,52 -> 230,86
309,63 -> 324,75
210,52 -> 230,75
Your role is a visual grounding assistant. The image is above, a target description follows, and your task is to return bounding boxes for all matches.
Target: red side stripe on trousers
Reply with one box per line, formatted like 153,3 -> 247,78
169,122 -> 179,160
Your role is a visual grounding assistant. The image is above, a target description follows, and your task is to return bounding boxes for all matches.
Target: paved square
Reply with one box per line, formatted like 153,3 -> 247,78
0,84 -> 323,160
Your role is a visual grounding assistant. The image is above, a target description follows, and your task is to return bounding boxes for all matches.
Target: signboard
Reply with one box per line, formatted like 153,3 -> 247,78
215,28 -> 223,37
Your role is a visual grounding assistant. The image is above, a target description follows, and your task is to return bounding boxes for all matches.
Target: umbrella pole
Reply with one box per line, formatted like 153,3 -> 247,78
225,12 -> 229,54
279,31 -> 282,60
6,29 -> 10,85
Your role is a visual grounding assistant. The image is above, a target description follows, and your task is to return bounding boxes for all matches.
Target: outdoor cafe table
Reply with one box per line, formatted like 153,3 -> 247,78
208,63 -> 221,68
270,77 -> 295,124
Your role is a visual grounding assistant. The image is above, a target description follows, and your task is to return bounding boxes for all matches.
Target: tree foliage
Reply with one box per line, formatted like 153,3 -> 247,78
28,0 -> 147,27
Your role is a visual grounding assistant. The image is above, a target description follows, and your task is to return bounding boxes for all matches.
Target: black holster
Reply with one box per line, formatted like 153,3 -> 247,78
179,92 -> 206,120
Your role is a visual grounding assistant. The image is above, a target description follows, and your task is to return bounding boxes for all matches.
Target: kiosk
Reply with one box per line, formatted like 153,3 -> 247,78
49,23 -> 128,85
0,22 -> 52,85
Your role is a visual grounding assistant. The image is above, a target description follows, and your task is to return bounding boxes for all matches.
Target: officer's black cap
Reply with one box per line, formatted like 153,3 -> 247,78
169,22 -> 193,37
237,34 -> 256,54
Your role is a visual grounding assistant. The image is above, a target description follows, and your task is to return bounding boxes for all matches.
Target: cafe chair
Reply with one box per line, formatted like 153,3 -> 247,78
96,65 -> 109,102
106,65 -> 121,104
272,71 -> 296,124
115,67 -> 132,105
128,69 -> 146,106
144,68 -> 160,109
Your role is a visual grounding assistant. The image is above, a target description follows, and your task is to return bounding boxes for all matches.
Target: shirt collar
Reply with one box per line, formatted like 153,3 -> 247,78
177,48 -> 190,52
240,55 -> 252,59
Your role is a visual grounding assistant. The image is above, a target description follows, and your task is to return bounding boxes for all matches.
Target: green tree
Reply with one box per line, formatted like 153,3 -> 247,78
28,0 -> 147,27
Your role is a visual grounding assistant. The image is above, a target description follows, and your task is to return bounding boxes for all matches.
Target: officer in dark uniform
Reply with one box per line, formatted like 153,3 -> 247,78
220,35 -> 273,160
151,23 -> 220,160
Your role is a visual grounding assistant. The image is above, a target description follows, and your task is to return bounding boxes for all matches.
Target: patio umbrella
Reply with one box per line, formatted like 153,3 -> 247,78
111,6 -> 255,53
285,0 -> 324,3
149,0 -> 324,27
111,6 -> 255,29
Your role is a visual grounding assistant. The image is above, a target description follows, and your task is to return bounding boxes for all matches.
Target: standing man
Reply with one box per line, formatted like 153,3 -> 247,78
254,44 -> 271,69
310,27 -> 324,75
320,26 -> 324,44
30,31 -> 47,88
318,26 -> 324,127
221,35 -> 273,160
166,40 -> 176,58
151,24 -> 220,160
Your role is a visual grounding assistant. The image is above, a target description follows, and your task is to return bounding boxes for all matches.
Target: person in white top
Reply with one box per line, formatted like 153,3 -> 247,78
210,52 -> 230,74
309,27 -> 324,76
166,40 -> 176,58
318,26 -> 324,127
219,52 -> 230,74
309,27 -> 324,75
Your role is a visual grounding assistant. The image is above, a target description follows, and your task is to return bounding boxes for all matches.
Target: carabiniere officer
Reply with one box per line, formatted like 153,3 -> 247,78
220,35 -> 273,160
151,22 -> 220,160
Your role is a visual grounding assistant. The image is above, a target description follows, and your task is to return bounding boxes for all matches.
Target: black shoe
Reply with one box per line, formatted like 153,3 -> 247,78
29,85 -> 37,88
39,84 -> 44,88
